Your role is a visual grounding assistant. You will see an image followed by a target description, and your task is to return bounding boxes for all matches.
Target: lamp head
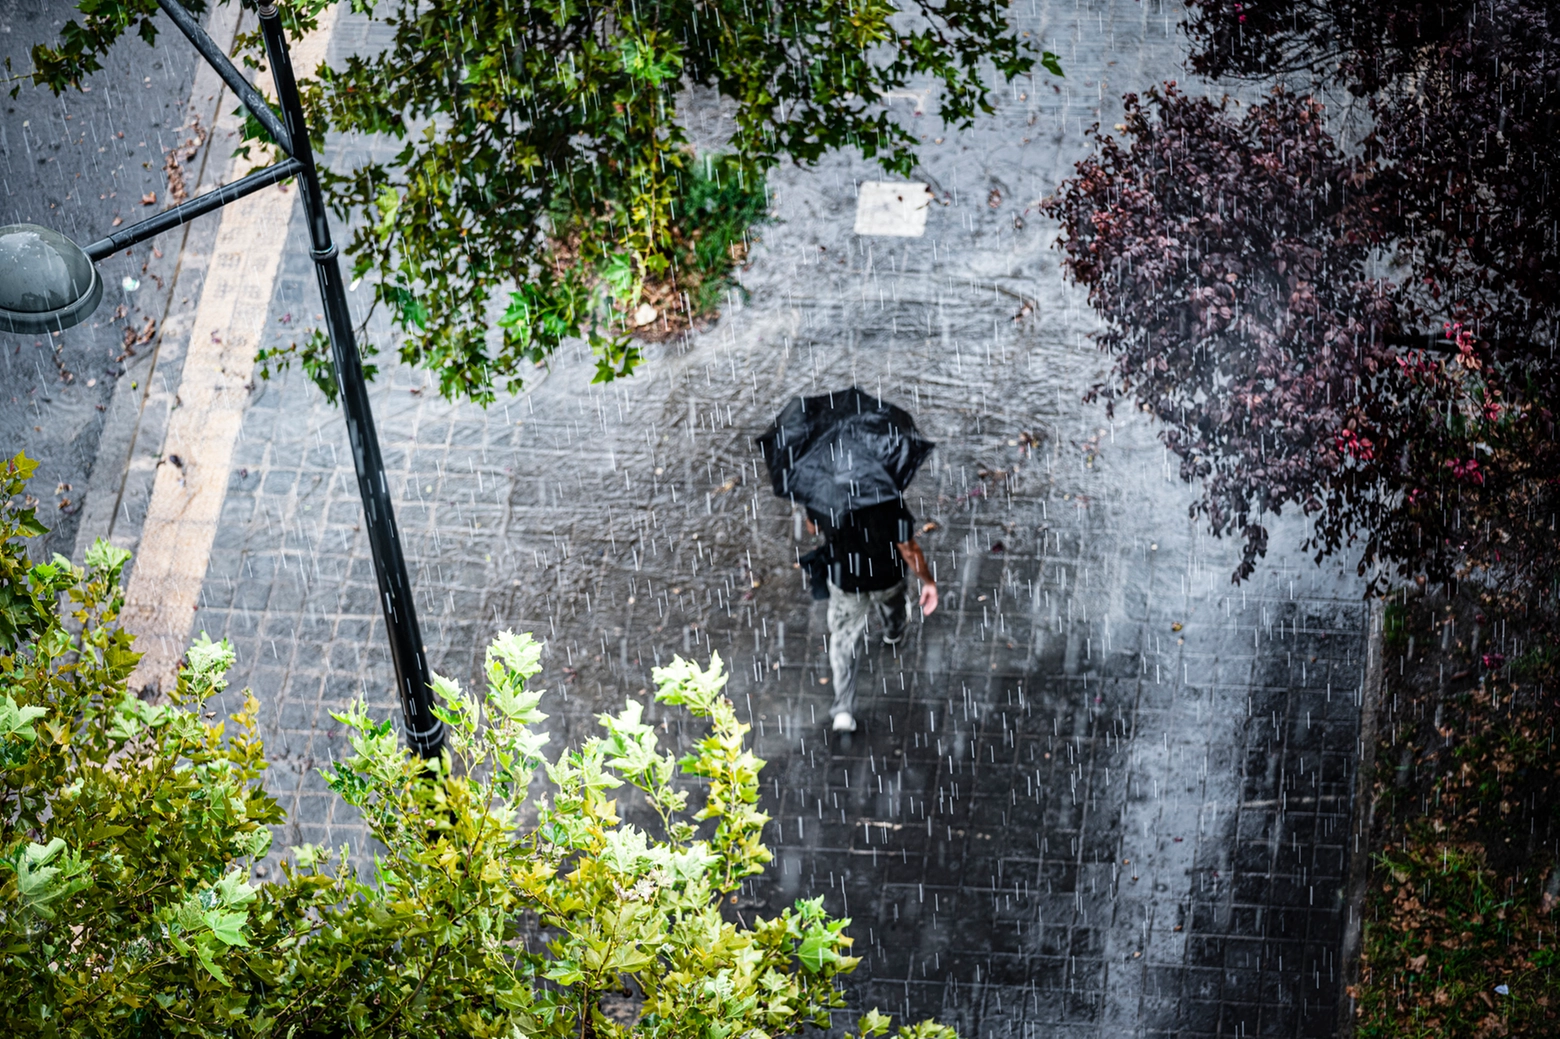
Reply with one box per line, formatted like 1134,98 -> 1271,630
0,224 -> 103,335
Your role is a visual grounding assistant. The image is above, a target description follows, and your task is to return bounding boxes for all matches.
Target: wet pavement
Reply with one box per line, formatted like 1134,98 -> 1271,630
0,0 -> 221,561
6,1 -> 1373,1036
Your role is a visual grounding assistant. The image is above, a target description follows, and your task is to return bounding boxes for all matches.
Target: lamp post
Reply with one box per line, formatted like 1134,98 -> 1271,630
0,0 -> 443,758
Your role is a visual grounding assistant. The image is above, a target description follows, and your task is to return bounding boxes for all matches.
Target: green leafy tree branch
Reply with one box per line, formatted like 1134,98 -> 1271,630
27,0 -> 1058,404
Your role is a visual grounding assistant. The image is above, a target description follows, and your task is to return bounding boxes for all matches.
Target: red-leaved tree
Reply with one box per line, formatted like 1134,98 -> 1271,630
1045,3 -> 1560,619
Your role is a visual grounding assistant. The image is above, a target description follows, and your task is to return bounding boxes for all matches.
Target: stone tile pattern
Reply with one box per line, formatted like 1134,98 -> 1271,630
179,2 -> 1368,1038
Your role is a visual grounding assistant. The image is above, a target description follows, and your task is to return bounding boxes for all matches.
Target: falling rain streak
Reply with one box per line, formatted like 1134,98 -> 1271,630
3,0 -> 1371,1035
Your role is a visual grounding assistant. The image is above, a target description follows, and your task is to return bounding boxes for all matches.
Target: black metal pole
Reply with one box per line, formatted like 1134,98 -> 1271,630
155,0 -> 293,156
85,157 -> 303,261
255,3 -> 443,757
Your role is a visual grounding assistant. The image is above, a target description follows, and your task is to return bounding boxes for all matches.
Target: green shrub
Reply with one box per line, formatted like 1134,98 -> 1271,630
677,154 -> 770,318
0,451 -> 947,1039
0,450 -> 284,1035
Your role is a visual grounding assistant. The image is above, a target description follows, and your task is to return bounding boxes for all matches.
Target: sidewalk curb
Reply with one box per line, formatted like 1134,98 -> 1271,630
1337,596 -> 1385,1037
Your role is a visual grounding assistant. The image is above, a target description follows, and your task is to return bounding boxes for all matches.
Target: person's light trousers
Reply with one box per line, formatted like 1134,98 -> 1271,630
826,580 -> 907,718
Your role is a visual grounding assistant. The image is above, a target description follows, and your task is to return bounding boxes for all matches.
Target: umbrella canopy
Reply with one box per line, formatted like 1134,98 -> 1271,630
756,387 -> 934,519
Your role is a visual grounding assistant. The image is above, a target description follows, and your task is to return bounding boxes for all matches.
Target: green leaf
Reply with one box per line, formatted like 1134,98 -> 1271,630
12,838 -> 89,920
373,185 -> 402,239
387,284 -> 429,330
192,938 -> 232,984
246,827 -> 274,860
599,825 -> 656,875
798,931 -> 839,973
488,629 -> 545,682
601,253 -> 638,305
860,1010 -> 894,1037
291,843 -> 328,868
84,537 -> 132,576
108,696 -> 168,741
6,453 -> 39,482
619,33 -> 681,86
13,512 -> 47,538
213,869 -> 258,908
182,632 -> 236,698
203,908 -> 251,947
0,695 -> 47,743
1040,51 -> 1064,78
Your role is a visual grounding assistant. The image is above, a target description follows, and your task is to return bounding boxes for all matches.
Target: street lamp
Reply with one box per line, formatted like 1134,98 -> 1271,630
0,225 -> 103,334
0,0 -> 443,758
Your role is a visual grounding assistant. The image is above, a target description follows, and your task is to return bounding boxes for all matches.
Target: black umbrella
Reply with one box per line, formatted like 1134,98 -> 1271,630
755,386 -> 935,520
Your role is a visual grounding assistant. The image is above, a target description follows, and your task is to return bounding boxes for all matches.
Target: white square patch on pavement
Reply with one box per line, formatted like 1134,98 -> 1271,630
853,181 -> 933,237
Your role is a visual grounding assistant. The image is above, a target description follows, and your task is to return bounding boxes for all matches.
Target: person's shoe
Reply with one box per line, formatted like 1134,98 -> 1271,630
831,711 -> 857,733
882,631 -> 906,646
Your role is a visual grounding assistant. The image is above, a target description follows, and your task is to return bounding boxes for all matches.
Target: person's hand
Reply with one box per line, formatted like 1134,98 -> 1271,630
919,582 -> 938,616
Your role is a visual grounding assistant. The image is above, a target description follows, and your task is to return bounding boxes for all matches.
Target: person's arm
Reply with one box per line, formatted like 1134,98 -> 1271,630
896,538 -> 938,616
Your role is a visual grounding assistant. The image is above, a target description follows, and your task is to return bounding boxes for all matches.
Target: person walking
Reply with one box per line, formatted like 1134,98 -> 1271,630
755,386 -> 938,734
808,499 -> 937,732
